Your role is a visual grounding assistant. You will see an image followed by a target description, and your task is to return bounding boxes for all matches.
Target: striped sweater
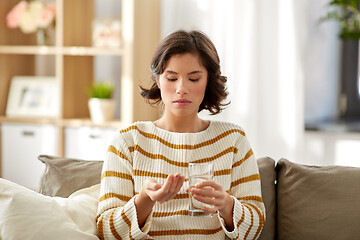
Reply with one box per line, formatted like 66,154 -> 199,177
96,121 -> 265,240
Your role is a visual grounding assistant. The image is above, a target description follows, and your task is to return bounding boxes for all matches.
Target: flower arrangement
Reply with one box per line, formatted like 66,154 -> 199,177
322,0 -> 360,39
6,1 -> 56,34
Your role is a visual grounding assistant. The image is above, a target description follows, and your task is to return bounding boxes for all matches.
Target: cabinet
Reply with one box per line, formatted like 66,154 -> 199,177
1,123 -> 59,191
0,0 -> 160,180
64,126 -> 116,160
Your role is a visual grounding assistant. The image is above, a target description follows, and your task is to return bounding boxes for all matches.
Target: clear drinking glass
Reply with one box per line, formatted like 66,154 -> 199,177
188,162 -> 214,217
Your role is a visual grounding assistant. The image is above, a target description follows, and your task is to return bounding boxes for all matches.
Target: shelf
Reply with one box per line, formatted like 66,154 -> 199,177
0,46 -> 123,56
0,46 -> 57,55
0,116 -> 124,129
62,46 -> 123,56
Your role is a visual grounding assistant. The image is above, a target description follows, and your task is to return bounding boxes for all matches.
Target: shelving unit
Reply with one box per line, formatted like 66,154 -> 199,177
0,0 -> 160,179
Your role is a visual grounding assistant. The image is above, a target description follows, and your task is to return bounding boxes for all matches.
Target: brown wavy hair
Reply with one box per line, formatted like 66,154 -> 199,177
140,30 -> 229,115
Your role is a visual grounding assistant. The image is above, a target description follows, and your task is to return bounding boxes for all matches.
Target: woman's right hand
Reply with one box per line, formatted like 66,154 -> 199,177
135,173 -> 185,227
140,173 -> 185,204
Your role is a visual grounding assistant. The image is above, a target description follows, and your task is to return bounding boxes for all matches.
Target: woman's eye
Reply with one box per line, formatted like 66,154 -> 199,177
167,78 -> 177,81
189,79 -> 199,82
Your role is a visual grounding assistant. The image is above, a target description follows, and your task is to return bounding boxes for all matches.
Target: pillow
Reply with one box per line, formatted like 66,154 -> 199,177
257,157 -> 277,240
276,158 -> 360,240
0,178 -> 100,240
38,155 -> 103,197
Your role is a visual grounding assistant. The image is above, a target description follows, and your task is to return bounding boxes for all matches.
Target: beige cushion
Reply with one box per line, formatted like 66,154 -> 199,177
276,158 -> 360,240
38,155 -> 103,197
0,178 -> 99,240
257,157 -> 277,240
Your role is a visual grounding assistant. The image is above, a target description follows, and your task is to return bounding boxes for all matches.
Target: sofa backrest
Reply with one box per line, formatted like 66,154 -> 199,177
276,158 -> 360,240
257,157 -> 277,240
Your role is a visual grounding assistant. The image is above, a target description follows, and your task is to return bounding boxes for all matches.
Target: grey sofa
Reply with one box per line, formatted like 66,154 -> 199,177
37,155 -> 360,240
257,157 -> 360,240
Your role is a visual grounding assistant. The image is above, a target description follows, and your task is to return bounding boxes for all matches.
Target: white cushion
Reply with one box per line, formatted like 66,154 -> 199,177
0,178 -> 100,240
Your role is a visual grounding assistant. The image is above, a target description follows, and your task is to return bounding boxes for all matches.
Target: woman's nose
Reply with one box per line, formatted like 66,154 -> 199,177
176,78 -> 189,94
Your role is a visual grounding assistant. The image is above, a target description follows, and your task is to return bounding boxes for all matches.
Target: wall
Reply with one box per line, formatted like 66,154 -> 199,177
160,0 -> 360,166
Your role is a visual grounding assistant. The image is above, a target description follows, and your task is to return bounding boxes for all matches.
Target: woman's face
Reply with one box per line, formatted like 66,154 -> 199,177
157,53 -> 208,118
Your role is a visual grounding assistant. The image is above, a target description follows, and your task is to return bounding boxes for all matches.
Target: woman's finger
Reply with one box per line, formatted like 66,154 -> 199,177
195,180 -> 223,191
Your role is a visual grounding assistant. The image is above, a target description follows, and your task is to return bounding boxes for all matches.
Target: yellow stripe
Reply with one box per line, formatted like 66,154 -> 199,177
191,147 -> 238,164
244,203 -> 265,240
133,170 -> 168,179
134,192 -> 189,200
238,195 -> 264,203
101,171 -> 133,183
130,145 -> 237,167
109,209 -> 122,240
232,149 -> 253,168
231,174 -> 260,188
99,193 -> 132,203
235,204 -> 246,239
97,215 -> 105,240
153,210 -> 189,217
130,145 -> 187,167
108,145 -> 128,160
243,204 -> 254,239
148,227 -> 223,236
132,168 -> 230,181
215,169 -> 231,176
121,125 -> 245,150
120,208 -> 134,240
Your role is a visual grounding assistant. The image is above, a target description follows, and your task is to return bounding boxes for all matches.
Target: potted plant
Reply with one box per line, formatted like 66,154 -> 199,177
322,0 -> 360,39
86,81 -> 115,123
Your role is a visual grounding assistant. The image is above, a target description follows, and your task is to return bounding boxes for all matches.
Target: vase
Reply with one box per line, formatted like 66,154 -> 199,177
88,98 -> 116,123
37,28 -> 50,46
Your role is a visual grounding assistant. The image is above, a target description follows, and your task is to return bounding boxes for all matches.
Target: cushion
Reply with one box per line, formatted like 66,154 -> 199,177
257,157 -> 277,240
0,178 -> 100,240
276,158 -> 360,240
38,155 -> 103,197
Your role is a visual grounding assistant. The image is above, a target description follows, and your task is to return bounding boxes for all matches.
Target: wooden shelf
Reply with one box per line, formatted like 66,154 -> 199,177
61,46 -> 123,56
0,0 -> 160,164
0,116 -> 124,129
0,46 -> 57,55
0,46 -> 123,56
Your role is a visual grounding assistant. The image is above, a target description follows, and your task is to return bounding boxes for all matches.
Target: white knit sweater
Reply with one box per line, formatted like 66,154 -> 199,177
97,121 -> 265,240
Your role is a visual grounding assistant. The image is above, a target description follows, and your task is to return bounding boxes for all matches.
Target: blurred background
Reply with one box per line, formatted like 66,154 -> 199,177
161,0 -> 360,166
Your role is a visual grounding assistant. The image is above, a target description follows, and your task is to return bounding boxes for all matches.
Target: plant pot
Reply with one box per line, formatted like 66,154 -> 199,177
88,98 -> 115,123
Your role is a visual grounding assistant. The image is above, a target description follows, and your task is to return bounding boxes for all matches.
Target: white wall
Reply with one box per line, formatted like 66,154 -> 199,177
160,0 -> 360,166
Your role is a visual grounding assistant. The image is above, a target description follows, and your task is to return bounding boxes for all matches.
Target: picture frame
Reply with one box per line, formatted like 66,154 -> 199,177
92,19 -> 121,48
6,76 -> 60,118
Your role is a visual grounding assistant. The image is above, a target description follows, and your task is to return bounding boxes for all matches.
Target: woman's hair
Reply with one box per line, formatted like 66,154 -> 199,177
140,30 -> 229,115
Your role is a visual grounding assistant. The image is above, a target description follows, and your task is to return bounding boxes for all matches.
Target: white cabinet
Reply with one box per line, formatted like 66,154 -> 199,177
1,123 -> 58,191
65,127 -> 116,161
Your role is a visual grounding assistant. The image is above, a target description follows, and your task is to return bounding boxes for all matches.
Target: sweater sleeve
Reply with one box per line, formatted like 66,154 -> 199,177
217,133 -> 266,240
96,132 -> 154,240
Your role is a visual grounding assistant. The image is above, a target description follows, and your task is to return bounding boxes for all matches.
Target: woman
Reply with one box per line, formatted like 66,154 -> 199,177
96,30 -> 265,239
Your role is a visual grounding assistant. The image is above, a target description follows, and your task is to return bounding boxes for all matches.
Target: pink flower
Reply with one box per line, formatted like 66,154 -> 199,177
46,2 -> 56,16
6,1 -> 56,34
6,1 -> 27,28
37,8 -> 55,28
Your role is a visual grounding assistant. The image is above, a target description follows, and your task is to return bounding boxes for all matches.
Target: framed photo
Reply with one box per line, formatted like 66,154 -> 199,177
6,76 -> 60,118
92,19 -> 121,48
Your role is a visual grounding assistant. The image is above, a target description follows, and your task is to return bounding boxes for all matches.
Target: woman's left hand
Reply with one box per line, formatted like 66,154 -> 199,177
186,180 -> 234,229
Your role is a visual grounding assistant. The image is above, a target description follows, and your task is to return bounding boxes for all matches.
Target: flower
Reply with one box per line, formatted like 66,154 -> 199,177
6,1 -> 56,34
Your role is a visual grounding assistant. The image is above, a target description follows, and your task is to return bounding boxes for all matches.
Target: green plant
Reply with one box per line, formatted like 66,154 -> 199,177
86,81 -> 115,99
322,0 -> 360,39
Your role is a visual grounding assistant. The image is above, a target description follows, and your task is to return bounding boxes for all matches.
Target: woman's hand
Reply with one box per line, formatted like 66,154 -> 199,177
186,180 -> 234,231
135,173 -> 185,228
142,173 -> 185,203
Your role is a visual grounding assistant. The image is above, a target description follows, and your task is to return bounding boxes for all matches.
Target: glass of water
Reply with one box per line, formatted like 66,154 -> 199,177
188,162 -> 214,217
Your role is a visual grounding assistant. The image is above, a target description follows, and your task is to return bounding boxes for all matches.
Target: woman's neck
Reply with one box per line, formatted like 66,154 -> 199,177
154,115 -> 209,133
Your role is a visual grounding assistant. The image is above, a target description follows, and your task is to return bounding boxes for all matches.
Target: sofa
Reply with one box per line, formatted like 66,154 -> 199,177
1,155 -> 360,240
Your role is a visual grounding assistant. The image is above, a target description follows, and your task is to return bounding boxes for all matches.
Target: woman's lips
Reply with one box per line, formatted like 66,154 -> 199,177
173,99 -> 191,107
